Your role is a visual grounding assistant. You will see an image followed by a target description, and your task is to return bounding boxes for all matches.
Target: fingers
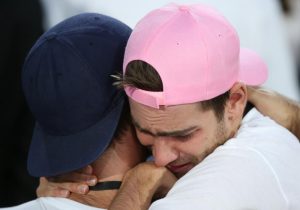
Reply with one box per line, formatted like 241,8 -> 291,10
37,177 -> 90,197
37,186 -> 70,198
47,165 -> 97,186
36,165 -> 98,198
50,171 -> 97,186
48,182 -> 89,195
37,177 -> 70,197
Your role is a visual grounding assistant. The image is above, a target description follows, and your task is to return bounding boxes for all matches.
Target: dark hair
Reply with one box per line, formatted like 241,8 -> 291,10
116,60 -> 229,121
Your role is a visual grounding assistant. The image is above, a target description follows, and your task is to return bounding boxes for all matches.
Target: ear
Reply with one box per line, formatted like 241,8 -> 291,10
226,82 -> 247,123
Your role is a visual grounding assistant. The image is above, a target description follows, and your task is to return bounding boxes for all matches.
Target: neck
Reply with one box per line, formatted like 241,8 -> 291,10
67,144 -> 136,208
67,130 -> 147,208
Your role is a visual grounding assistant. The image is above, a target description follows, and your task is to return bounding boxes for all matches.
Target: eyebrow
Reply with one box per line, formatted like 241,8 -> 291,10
132,118 -> 198,137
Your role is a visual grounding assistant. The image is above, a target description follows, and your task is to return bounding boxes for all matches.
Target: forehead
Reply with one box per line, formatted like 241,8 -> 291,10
129,98 -> 213,132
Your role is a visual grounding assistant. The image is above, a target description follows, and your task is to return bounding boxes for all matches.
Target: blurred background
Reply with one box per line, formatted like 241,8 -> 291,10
1,0 -> 299,206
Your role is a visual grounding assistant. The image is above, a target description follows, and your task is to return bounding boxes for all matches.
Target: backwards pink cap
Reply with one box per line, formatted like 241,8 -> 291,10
123,3 -> 268,109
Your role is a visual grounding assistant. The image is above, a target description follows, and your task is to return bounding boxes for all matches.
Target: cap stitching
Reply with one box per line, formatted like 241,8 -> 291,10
188,10 -> 210,100
138,10 -> 183,86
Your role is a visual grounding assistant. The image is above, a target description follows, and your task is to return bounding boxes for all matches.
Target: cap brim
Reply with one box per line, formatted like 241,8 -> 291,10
239,48 -> 268,86
27,100 -> 124,177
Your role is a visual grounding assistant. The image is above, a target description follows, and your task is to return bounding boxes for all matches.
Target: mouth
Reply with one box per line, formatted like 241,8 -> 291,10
167,162 -> 193,176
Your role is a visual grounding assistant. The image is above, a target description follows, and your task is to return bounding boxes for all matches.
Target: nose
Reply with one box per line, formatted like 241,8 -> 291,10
152,137 -> 178,167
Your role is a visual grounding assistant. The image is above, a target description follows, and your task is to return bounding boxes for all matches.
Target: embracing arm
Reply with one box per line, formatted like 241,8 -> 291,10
109,162 -> 177,210
247,86 -> 300,139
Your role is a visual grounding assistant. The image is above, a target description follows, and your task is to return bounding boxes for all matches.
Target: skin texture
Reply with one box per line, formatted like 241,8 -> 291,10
109,162 -> 177,210
36,165 -> 96,198
38,83 -> 248,209
130,100 -> 229,178
129,83 -> 247,178
37,125 -> 148,209
38,85 -> 300,209
108,83 -> 248,210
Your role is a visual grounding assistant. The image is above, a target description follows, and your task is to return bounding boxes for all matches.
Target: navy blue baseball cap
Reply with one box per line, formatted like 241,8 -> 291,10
22,13 -> 132,177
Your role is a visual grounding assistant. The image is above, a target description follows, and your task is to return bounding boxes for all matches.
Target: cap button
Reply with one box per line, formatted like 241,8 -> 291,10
179,5 -> 189,12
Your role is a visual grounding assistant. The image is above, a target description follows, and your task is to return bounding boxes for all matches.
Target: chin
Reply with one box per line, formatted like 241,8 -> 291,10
174,170 -> 188,178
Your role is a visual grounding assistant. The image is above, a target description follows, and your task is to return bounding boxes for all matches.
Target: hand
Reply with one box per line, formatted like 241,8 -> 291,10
36,165 -> 97,198
131,162 -> 177,200
247,86 -> 300,139
109,162 -> 177,210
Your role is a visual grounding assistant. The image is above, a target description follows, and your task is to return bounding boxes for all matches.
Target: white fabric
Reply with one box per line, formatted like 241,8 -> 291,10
150,108 -> 300,210
1,197 -> 104,210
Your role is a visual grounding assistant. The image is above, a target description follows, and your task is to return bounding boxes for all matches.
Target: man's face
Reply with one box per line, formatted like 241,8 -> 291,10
129,99 -> 231,178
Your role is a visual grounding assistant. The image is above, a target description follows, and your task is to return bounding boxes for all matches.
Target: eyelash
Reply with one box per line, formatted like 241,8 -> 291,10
175,133 -> 194,141
137,129 -> 196,142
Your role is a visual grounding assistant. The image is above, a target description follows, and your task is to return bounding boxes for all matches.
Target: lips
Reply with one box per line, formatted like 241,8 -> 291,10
167,162 -> 192,175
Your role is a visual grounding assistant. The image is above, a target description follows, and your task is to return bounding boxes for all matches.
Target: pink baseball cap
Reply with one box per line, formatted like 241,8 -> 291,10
123,3 -> 268,108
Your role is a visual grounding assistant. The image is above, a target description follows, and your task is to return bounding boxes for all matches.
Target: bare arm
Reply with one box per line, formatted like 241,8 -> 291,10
247,86 -> 300,139
109,162 -> 177,210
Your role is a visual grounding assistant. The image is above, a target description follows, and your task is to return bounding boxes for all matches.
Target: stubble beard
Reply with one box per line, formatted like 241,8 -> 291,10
195,118 -> 229,166
173,119 -> 230,178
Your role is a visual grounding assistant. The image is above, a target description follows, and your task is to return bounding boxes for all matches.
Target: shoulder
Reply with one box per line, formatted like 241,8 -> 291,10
235,108 -> 300,163
236,108 -> 299,148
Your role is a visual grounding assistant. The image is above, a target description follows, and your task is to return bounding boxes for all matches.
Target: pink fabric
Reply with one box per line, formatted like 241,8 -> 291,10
124,3 -> 268,108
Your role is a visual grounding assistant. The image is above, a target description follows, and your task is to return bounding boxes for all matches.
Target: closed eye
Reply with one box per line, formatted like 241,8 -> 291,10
174,133 -> 194,141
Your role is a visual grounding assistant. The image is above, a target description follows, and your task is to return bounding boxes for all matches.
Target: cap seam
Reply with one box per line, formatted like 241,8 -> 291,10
138,9 -> 183,75
56,36 -> 102,92
189,10 -> 210,100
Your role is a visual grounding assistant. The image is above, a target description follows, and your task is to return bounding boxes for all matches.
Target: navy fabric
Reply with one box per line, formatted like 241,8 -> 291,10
22,13 -> 131,177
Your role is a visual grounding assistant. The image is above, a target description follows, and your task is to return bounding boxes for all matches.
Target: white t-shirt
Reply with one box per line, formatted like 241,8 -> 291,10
150,108 -> 300,210
1,197 -> 104,210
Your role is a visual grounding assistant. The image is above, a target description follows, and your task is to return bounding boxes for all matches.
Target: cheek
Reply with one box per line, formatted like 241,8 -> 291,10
215,120 -> 230,143
177,127 -> 220,158
176,134 -> 206,156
